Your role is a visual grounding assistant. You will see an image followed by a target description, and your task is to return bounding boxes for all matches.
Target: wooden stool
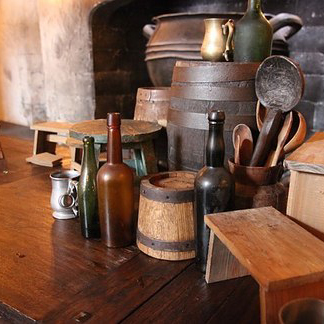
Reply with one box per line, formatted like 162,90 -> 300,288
285,132 -> 324,240
205,207 -> 324,324
27,122 -> 73,167
69,119 -> 162,176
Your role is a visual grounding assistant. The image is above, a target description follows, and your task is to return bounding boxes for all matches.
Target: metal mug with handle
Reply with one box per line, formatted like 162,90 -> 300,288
50,170 -> 80,219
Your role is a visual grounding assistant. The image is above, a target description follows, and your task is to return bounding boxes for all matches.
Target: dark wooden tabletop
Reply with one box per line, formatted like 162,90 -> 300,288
0,129 -> 260,324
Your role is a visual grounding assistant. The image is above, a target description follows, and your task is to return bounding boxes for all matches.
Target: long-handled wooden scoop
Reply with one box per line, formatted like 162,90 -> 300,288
249,56 -> 305,166
269,111 -> 293,166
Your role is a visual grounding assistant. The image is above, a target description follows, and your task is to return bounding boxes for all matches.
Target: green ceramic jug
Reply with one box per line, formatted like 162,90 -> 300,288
233,0 -> 273,62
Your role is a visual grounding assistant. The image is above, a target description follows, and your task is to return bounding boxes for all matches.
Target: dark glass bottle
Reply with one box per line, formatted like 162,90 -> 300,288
78,136 -> 100,238
233,0 -> 273,62
194,111 -> 234,273
97,112 -> 134,248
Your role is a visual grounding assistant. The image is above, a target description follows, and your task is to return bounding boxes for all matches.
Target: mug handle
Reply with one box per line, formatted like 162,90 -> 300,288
58,179 -> 78,217
222,19 -> 235,62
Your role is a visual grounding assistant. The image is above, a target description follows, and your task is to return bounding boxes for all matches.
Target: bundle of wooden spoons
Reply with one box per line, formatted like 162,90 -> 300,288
232,56 -> 306,167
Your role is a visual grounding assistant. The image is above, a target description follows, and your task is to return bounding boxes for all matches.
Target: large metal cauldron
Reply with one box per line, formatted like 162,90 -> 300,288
144,12 -> 302,86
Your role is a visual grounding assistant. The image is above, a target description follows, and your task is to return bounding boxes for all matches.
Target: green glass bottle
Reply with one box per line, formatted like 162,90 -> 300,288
233,0 -> 273,62
78,136 -> 100,239
194,111 -> 234,273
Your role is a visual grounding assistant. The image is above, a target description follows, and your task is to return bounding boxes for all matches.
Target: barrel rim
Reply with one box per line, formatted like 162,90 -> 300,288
140,171 -> 196,203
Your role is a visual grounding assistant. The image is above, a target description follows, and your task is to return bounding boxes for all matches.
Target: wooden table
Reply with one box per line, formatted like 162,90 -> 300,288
0,125 -> 260,323
69,119 -> 162,176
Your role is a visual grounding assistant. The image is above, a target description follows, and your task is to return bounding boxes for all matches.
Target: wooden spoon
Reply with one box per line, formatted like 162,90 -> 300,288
269,111 -> 293,166
232,124 -> 253,166
262,110 -> 307,166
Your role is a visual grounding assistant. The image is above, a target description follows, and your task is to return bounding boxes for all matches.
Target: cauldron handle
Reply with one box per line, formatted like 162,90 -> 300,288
143,24 -> 156,39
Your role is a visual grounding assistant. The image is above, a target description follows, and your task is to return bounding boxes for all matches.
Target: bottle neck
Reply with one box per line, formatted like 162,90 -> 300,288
82,142 -> 96,169
247,0 -> 261,13
106,126 -> 122,164
206,123 -> 224,168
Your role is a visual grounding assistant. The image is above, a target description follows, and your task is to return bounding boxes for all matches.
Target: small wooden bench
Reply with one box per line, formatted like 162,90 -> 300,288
27,122 -> 74,167
205,207 -> 324,324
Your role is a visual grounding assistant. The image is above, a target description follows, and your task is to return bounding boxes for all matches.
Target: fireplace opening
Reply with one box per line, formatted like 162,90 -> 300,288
91,1 -> 172,120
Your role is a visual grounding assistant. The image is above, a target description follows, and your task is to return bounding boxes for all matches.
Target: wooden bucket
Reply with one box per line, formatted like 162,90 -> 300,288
137,171 -> 196,261
134,87 -> 170,127
167,61 -> 260,171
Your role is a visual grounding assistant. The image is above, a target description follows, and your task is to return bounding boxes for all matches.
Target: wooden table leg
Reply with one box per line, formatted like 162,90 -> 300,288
205,233 -> 249,284
259,280 -> 324,324
139,140 -> 158,175
33,130 -> 56,155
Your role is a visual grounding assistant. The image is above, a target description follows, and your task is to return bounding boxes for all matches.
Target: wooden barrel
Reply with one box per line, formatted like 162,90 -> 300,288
167,61 -> 260,171
137,171 -> 196,261
134,87 -> 170,127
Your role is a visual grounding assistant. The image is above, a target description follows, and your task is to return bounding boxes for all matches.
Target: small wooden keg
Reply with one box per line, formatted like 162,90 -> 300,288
137,171 -> 196,261
134,87 -> 170,127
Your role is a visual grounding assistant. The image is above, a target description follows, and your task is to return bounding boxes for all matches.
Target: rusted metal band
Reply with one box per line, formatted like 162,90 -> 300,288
137,230 -> 195,252
140,181 -> 194,203
172,63 -> 260,83
136,87 -> 170,102
171,83 -> 256,101
167,109 -> 256,131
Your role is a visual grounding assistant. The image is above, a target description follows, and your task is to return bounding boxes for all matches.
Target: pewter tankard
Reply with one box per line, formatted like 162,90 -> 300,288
50,170 -> 79,219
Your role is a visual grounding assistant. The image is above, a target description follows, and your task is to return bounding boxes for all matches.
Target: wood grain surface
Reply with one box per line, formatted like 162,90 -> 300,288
205,207 -> 324,291
285,132 -> 324,174
69,119 -> 162,144
0,128 -> 261,323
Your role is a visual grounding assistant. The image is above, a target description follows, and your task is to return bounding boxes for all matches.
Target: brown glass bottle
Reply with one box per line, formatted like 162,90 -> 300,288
97,113 -> 134,247
194,111 -> 234,273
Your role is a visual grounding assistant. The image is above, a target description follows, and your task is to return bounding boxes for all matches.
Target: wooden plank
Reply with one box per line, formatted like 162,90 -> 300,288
46,134 -> 68,144
205,207 -> 324,291
122,265 -> 253,324
206,276 -> 260,324
42,254 -> 191,323
287,170 -> 324,234
205,233 -> 249,284
285,132 -> 324,174
30,122 -> 73,133
26,152 -> 63,167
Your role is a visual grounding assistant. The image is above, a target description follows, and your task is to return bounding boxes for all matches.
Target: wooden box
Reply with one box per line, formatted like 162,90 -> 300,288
285,132 -> 324,238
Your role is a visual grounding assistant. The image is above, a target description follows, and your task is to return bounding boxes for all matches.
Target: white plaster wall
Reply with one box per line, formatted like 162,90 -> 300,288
0,0 -> 46,126
0,0 -> 122,125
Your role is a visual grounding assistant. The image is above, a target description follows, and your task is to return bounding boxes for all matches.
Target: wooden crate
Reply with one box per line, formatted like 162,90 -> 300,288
285,132 -> 324,239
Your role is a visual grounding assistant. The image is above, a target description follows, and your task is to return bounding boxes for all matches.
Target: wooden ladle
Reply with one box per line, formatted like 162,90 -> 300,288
232,124 -> 253,166
250,56 -> 305,166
